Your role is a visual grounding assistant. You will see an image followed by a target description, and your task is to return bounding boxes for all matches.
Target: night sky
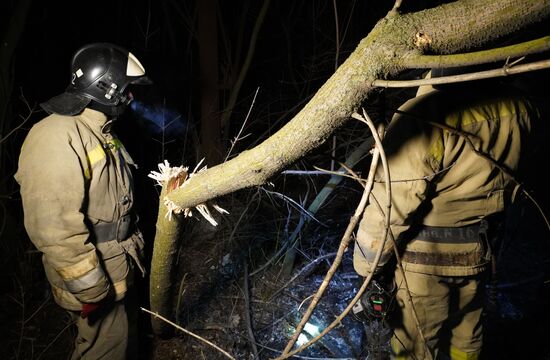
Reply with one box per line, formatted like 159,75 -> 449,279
4,0 -> 397,239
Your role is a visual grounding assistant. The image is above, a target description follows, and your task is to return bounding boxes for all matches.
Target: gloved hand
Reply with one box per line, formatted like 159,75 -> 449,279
81,302 -> 103,319
80,288 -> 115,322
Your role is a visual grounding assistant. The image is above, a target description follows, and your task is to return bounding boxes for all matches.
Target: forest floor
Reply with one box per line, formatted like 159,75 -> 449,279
145,187 -> 550,360
1,176 -> 550,360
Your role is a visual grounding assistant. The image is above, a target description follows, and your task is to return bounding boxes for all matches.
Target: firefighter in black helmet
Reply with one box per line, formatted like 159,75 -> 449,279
41,42 -> 151,116
16,43 -> 151,359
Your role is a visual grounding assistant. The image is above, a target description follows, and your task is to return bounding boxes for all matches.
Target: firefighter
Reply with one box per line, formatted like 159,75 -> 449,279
15,43 -> 151,360
353,67 -> 539,359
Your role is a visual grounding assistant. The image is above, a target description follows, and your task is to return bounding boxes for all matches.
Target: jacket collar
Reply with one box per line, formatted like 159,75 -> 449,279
78,108 -> 110,131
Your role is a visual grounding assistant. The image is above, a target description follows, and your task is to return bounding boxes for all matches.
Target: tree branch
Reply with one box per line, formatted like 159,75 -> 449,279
373,58 -> 550,88
162,0 -> 550,212
402,36 -> 550,69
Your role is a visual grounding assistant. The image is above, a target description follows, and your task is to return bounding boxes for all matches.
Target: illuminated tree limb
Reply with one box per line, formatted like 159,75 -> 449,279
373,58 -> 550,88
401,36 -> 550,69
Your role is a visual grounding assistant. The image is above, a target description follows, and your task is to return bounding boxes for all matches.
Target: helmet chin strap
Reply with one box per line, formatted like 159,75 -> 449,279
88,100 -> 129,118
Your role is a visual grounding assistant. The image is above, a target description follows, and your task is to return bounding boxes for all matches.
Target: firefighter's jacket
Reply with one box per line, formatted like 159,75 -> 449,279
15,108 -> 145,311
354,85 -> 537,277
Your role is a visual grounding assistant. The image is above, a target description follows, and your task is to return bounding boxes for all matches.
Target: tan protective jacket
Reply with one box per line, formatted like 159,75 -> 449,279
15,108 -> 144,310
354,86 -> 536,277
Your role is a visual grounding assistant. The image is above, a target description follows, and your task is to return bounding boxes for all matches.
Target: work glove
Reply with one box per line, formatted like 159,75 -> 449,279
80,292 -> 114,320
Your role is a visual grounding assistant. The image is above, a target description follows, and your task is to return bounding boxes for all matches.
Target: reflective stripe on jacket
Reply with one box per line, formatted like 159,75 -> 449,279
15,108 -> 137,310
354,86 -> 536,277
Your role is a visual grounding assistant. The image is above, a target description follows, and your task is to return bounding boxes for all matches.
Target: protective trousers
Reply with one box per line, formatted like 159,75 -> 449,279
390,270 -> 486,360
70,287 -> 138,360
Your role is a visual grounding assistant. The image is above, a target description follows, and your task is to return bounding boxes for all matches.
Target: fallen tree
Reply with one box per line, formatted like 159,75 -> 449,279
149,0 -> 550,335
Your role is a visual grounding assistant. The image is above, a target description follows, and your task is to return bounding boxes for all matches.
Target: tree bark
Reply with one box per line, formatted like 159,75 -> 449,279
149,0 -> 550,335
149,185 -> 183,335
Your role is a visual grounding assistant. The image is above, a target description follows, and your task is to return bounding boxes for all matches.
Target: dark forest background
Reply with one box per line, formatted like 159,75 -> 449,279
1,1 -> 550,359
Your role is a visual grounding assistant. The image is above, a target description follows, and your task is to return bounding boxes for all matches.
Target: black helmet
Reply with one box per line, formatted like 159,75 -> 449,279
41,43 -> 151,116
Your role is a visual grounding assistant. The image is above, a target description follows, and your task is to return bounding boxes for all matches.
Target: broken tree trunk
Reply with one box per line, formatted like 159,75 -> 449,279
149,0 -> 550,335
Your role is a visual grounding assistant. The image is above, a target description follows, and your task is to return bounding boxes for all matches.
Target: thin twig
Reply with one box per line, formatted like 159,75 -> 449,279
16,277 -> 25,360
268,252 -> 337,301
332,0 -> 340,71
260,188 -> 324,226
0,90 -> 36,144
249,231 -> 293,277
23,293 -> 51,325
175,272 -> 188,322
224,86 -> 260,162
141,307 -> 236,360
297,294 -> 315,312
36,320 -> 75,360
228,190 -> 260,245
243,259 -> 259,359
522,189 -> 550,232
312,166 -> 366,183
251,335 -> 357,360
281,170 -> 347,176
330,0 -> 341,171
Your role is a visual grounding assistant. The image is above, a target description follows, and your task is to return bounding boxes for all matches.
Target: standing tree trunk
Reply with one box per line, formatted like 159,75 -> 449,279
149,186 -> 183,335
148,0 -> 550,335
198,0 -> 223,165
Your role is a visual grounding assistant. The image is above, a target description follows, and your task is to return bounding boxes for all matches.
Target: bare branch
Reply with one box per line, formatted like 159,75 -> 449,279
224,87 -> 260,162
141,307 -> 236,360
373,58 -> 550,88
402,36 -> 550,69
268,252 -> 337,301
243,261 -> 259,359
0,90 -> 37,144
